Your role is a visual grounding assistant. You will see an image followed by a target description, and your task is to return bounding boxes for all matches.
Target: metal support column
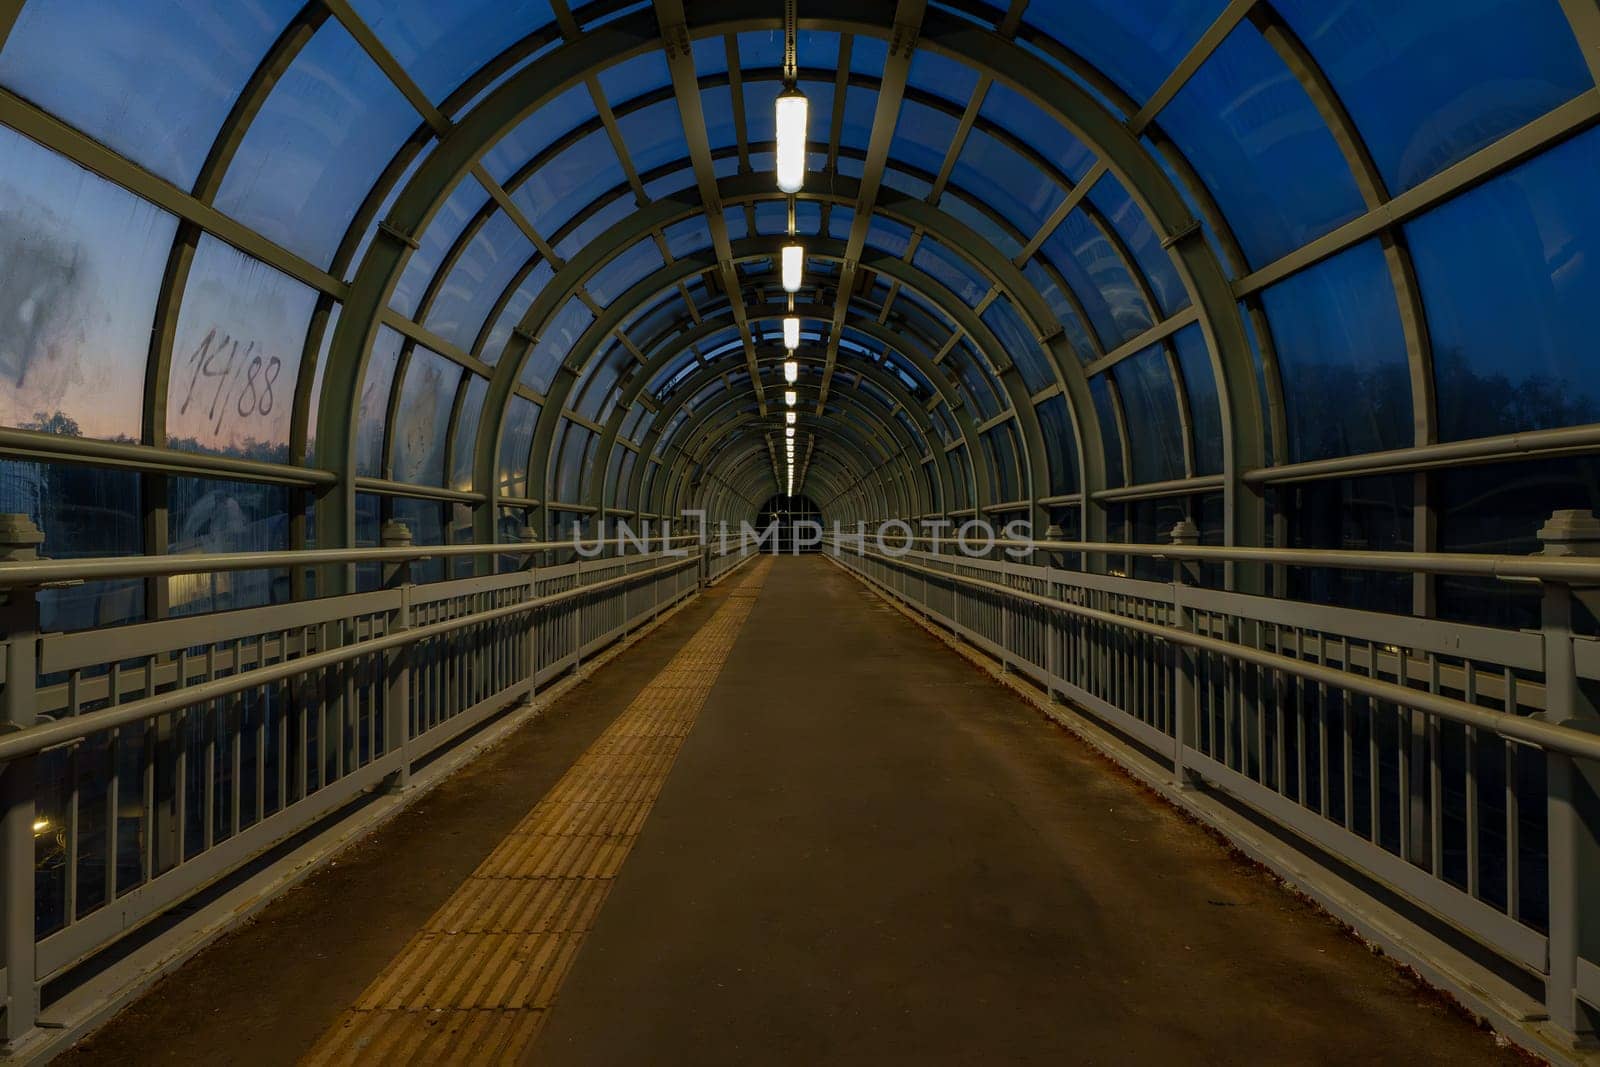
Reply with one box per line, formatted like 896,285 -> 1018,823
0,515 -> 44,1047
1170,519 -> 1202,791
380,520 -> 413,794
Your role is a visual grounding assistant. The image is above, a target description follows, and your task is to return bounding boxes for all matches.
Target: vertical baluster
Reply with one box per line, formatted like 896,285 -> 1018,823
1464,661 -> 1480,900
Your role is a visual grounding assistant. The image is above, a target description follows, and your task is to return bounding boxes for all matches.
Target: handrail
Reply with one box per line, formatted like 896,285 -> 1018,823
0,536 -> 701,587
825,533 -> 1600,584
834,544 -> 1600,764
0,553 -> 698,764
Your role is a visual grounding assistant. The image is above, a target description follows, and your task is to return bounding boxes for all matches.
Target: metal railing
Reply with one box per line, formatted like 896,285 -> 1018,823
0,517 -> 758,1048
826,511 -> 1600,1053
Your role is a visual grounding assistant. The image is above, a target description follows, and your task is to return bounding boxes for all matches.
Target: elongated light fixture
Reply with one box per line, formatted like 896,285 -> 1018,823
784,359 -> 799,384
786,411 -> 797,425
783,316 -> 800,350
781,243 -> 803,293
785,389 -> 797,407
775,87 -> 809,193
786,426 -> 795,438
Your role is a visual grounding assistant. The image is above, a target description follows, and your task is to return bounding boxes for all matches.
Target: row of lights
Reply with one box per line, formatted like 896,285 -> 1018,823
777,72 -> 810,497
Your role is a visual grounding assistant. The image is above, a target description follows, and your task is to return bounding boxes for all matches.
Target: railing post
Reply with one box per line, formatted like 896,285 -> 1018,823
1170,520 -> 1202,792
519,525 -> 539,702
0,515 -> 44,1047
1537,509 -> 1600,1042
380,520 -> 413,794
1044,530 -> 1070,703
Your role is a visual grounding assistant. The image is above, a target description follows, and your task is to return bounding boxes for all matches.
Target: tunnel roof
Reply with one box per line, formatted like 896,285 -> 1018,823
1,0 -> 1597,562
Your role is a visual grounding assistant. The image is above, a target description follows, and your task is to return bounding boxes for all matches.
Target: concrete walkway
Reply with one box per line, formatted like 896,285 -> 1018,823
62,556 -> 1516,1065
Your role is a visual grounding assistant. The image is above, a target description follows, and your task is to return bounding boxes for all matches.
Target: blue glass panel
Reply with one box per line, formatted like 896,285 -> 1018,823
168,235 -> 317,462
390,176 -> 488,320
890,99 -> 959,177
522,297 -> 594,393
425,209 -> 537,353
574,342 -> 631,421
345,140 -> 435,282
0,0 -> 297,189
355,327 -> 404,478
907,50 -> 979,106
214,22 -> 418,268
1088,173 -> 1189,316
1038,209 -> 1152,348
1112,346 -> 1185,483
685,33 -> 726,75
1161,23 -> 1364,269
794,200 -> 822,236
512,129 -> 625,240
1171,325 -> 1223,476
1260,240 -> 1410,462
1276,0 -> 1589,194
481,84 -> 595,182
481,259 -> 554,363
1035,395 -> 1079,496
391,347 -> 457,486
754,201 -> 788,236
723,203 -> 750,243
838,86 -> 878,152
498,395 -> 539,496
913,238 -> 987,308
664,216 -> 713,259
597,51 -> 671,105
949,341 -> 1002,420
347,0 -> 555,103
555,194 -> 634,260
982,422 -> 1022,500
701,85 -> 738,152
1022,260 -> 1097,362
450,374 -> 489,491
939,190 -> 1024,259
865,215 -> 913,258
1407,127 -> 1600,443
616,96 -> 687,176
301,305 -> 340,463
589,238 -> 665,307
1023,0 -> 1223,103
979,83 -> 1096,183
1090,376 -> 1125,487
849,34 -> 889,80
0,126 -> 177,441
883,168 -> 932,200
743,77 -> 781,146
983,297 -> 1053,392
951,129 -> 1063,234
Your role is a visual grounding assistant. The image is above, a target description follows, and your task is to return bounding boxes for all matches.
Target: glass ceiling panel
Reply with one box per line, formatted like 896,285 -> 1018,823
938,189 -> 1023,261
573,341 -> 633,421
890,100 -> 960,178
838,86 -> 879,153
554,193 -> 633,259
497,394 -> 539,497
597,50 -> 671,105
390,175 -> 489,320
701,85 -> 738,152
849,34 -> 889,80
425,207 -> 536,353
865,215 -> 913,258
912,238 -> 988,308
168,234 -> 316,462
1022,0 -> 1224,103
1160,22 -> 1364,269
0,0 -> 298,190
213,21 -> 418,268
947,339 -> 1003,420
480,259 -> 554,365
907,50 -> 979,107
521,296 -> 594,394
355,327 -> 404,478
481,84 -> 596,184
1406,126 -> 1600,444
950,129 -> 1063,235
979,82 -> 1096,184
0,125 -> 177,441
616,97 -> 688,177
1275,0 -> 1590,195
391,344 -> 457,485
1035,394 -> 1079,496
743,77 -> 782,147
588,238 -> 665,307
1038,209 -> 1152,349
510,128 -> 624,240
347,0 -> 556,103
983,296 -> 1054,394
1022,259 -> 1098,362
1089,376 -> 1124,488
450,374 -> 489,490
1088,172 -> 1190,318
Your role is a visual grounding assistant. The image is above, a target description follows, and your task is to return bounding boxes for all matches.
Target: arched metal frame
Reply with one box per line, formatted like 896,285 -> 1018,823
0,0 -> 1593,609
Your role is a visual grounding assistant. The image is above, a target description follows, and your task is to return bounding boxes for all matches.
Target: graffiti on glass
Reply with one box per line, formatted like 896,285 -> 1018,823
178,329 -> 282,435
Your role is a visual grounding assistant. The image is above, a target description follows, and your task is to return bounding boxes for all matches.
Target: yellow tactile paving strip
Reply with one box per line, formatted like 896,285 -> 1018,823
303,560 -> 770,1065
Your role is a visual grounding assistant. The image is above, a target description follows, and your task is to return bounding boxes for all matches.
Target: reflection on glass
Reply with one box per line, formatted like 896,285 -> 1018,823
355,327 -> 405,477
391,346 -> 458,486
168,477 -> 289,617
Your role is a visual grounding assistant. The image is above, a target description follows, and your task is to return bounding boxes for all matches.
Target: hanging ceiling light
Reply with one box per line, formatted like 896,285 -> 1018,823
783,316 -> 800,350
786,427 -> 795,438
785,389 -> 797,407
784,359 -> 798,384
775,87 -> 809,194
781,243 -> 803,293
786,411 -> 797,425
